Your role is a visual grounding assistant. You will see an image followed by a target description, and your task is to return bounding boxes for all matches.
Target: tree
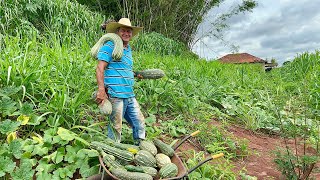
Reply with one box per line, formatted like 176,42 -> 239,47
76,0 -> 257,49
271,58 -> 278,67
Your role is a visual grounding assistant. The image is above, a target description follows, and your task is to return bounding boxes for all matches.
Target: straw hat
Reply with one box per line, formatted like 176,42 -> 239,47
106,18 -> 143,37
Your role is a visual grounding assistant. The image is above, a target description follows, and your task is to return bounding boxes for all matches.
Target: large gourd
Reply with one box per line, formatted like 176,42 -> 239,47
139,140 -> 157,156
154,139 -> 175,157
90,141 -> 134,163
111,168 -> 153,180
134,150 -> 157,168
91,33 -> 123,61
124,165 -> 157,178
140,166 -> 158,177
159,163 -> 178,179
134,69 -> 165,79
103,138 -> 140,154
102,153 -> 123,169
155,153 -> 171,168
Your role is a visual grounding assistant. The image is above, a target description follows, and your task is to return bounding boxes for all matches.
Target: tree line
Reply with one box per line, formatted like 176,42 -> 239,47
76,0 -> 257,48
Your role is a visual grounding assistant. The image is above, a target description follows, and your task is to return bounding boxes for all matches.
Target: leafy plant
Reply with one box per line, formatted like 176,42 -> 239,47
183,150 -> 236,179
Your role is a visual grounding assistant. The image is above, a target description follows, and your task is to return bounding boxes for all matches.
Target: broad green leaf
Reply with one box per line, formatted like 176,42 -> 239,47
0,119 -> 20,135
43,128 -> 57,143
10,158 -> 34,180
36,172 -> 53,180
57,127 -> 76,141
64,145 -> 82,163
0,156 -> 16,177
52,147 -> 65,164
35,159 -> 55,175
145,114 -> 157,125
17,114 -> 30,125
80,164 -> 99,178
32,144 -> 48,156
27,114 -> 44,126
0,97 -> 17,117
77,149 -> 99,158
19,103 -> 34,115
8,139 -> 22,159
0,97 -> 17,116
74,156 -> 87,169
52,135 -> 69,146
23,144 -> 35,154
0,86 -> 20,98
53,167 -> 74,179
0,143 -> 8,156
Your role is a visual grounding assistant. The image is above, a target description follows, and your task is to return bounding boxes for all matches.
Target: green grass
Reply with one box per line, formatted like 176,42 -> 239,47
1,0 -> 320,179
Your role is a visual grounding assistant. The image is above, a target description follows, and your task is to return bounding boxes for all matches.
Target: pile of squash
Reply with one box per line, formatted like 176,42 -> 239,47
90,138 -> 178,180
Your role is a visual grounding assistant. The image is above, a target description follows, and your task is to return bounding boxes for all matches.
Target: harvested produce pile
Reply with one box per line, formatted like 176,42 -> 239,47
90,138 -> 179,180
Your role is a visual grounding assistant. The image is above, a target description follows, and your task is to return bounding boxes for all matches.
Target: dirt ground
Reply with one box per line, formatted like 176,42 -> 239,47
176,119 -> 320,180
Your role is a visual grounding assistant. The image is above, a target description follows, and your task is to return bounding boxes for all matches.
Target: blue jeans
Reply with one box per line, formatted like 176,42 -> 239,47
107,97 -> 145,143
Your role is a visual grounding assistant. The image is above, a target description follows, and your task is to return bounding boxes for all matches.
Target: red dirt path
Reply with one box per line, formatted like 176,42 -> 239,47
176,119 -> 320,179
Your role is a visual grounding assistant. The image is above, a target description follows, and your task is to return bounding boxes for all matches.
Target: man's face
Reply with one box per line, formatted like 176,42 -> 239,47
117,27 -> 133,43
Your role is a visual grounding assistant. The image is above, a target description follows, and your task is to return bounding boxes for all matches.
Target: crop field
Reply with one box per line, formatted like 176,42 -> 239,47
1,0 -> 320,179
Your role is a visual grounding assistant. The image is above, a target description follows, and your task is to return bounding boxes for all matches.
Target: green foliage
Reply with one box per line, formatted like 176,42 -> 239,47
76,0 -> 257,47
132,32 -> 191,56
274,148 -> 318,180
0,156 -> 16,177
1,0 -> 320,179
0,127 -> 102,179
184,150 -> 236,179
0,0 -> 103,43
10,158 -> 35,180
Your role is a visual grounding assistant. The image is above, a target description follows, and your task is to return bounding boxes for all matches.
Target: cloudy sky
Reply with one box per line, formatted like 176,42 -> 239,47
192,0 -> 320,65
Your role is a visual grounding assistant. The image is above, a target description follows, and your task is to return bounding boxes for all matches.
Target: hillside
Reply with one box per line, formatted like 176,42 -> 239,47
1,0 -> 320,179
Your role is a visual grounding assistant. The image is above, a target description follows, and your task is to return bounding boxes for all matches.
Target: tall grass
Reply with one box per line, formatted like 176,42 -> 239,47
1,0 -> 320,178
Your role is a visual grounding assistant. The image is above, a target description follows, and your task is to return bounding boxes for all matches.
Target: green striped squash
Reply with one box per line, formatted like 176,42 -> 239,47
159,163 -> 178,179
139,140 -> 157,156
154,139 -> 175,157
91,141 -> 133,163
134,150 -> 157,167
111,168 -> 153,180
155,153 -> 171,168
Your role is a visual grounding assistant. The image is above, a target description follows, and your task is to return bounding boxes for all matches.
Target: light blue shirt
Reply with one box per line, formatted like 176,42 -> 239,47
97,41 -> 135,98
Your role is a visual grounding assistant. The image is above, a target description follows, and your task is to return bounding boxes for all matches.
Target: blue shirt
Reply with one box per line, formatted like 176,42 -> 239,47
97,41 -> 135,98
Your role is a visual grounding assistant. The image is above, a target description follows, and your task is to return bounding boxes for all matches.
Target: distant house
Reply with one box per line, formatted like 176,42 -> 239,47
218,53 -> 266,64
218,53 -> 276,71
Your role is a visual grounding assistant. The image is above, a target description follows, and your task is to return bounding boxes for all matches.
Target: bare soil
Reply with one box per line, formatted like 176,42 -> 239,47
176,119 -> 320,180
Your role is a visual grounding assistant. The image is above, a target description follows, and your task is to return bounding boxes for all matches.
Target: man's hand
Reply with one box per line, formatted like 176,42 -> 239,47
95,88 -> 107,104
134,71 -> 144,79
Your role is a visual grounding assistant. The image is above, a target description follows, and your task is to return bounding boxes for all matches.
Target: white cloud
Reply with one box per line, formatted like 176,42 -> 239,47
192,0 -> 320,64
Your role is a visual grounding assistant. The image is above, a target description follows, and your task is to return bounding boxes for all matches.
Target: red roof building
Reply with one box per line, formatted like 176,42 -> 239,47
218,53 -> 266,64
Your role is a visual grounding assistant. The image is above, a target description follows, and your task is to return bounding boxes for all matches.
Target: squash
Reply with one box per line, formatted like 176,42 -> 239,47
90,141 -> 134,163
155,153 -> 171,168
140,166 -> 158,177
91,33 -> 123,60
139,140 -> 157,156
154,139 -> 175,157
134,150 -> 157,167
159,163 -> 178,179
111,168 -> 153,180
135,69 -> 165,79
124,165 -> 158,177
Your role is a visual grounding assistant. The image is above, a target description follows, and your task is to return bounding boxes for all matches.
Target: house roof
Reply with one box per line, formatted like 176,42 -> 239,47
218,53 -> 266,63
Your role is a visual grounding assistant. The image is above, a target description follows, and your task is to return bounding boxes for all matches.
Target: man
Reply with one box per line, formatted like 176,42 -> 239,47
95,18 -> 145,145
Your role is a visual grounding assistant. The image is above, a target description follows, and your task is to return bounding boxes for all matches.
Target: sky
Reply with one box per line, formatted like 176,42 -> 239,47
192,0 -> 320,65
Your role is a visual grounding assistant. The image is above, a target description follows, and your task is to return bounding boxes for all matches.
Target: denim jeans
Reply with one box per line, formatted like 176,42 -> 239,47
107,97 -> 145,143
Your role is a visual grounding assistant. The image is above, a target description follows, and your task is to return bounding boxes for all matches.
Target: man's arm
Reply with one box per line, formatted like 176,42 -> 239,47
95,60 -> 108,104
